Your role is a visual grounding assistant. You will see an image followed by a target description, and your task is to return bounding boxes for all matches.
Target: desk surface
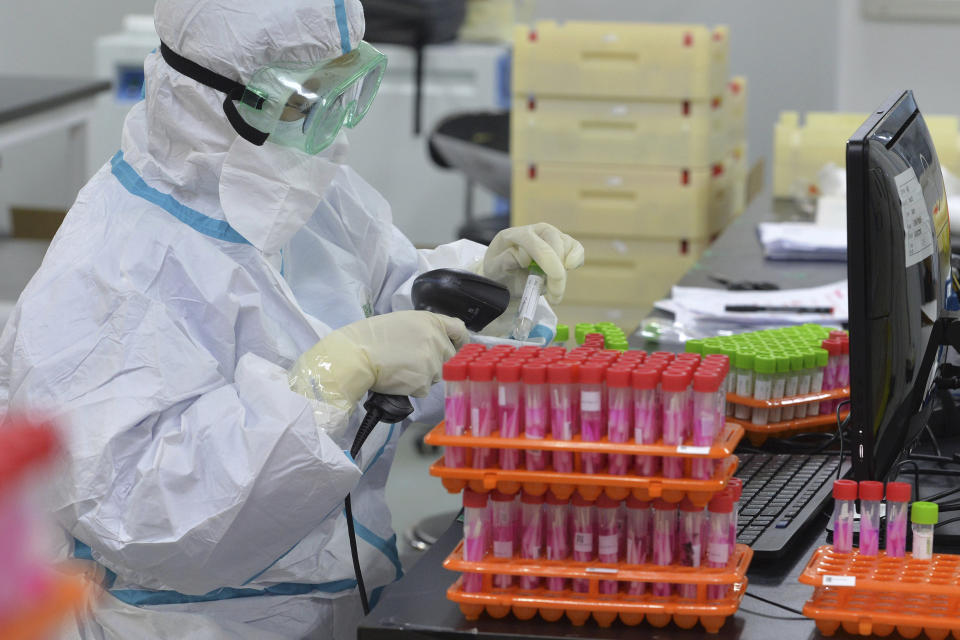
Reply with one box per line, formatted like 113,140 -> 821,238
0,75 -> 111,126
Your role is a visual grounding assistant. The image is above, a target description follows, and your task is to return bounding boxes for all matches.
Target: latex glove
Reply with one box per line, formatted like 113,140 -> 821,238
289,311 -> 469,410
481,223 -> 585,304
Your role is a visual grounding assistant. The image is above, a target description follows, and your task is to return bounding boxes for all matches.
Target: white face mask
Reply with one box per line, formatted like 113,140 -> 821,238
219,132 -> 349,255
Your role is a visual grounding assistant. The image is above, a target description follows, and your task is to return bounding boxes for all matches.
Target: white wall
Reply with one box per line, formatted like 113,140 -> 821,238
532,0 -> 842,176
837,1 -> 960,114
0,2 -> 154,233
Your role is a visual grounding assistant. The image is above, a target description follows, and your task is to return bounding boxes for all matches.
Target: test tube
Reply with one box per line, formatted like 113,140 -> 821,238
678,498 -> 705,598
911,502 -> 938,560
632,367 -> 662,477
809,348 -> 829,416
596,494 -> 621,594
884,481 -> 911,558
652,500 -> 677,597
607,366 -> 634,476
625,496 -> 651,596
545,493 -> 570,592
854,481 -> 882,556
579,362 -> 607,474
794,350 -> 816,418
512,263 -> 546,341
490,491 -> 515,588
462,490 -> 489,593
496,361 -> 523,471
519,491 -> 545,589
751,355 -> 775,425
727,477 -> 743,545
522,362 -> 549,471
443,360 -> 469,468
661,370 -> 690,479
692,368 -> 724,479
733,351 -> 755,421
468,360 -> 496,469
706,491 -> 735,600
831,479 -> 857,554
820,339 -> 842,415
779,352 -> 800,421
549,362 -> 578,473
571,493 -> 595,593
721,345 -> 738,417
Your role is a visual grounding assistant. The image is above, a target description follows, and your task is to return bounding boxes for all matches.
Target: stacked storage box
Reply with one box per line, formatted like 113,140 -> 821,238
511,21 -> 736,308
725,76 -> 748,221
773,111 -> 960,199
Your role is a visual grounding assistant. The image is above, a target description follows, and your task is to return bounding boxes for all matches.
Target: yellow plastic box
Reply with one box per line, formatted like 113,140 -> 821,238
513,21 -> 729,101
725,76 -> 747,149
512,96 -> 727,168
512,162 -> 729,241
773,111 -> 960,198
563,236 -> 708,307
727,142 -> 749,221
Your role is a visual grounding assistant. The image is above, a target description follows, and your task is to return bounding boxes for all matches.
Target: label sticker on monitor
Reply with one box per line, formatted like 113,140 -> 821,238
895,167 -> 935,267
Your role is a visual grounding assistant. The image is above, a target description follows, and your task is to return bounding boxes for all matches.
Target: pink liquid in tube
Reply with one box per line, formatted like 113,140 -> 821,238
858,481 -> 883,556
571,493 -> 595,593
691,369 -> 724,480
706,491 -> 734,599
606,367 -> 634,475
468,360 -> 497,469
579,363 -> 607,474
652,500 -> 677,597
632,367 -> 661,477
496,361 -> 523,471
545,493 -> 570,592
885,482 -> 911,558
661,370 -> 690,479
678,498 -> 705,598
490,491 -> 515,588
831,479 -> 857,554
548,362 -> 579,474
519,492 -> 545,589
462,490 -> 489,593
625,496 -> 651,596
596,494 -> 621,594
442,359 -> 470,469
522,362 -> 550,471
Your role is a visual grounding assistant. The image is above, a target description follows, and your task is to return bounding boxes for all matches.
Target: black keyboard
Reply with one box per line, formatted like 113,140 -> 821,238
735,452 -> 846,559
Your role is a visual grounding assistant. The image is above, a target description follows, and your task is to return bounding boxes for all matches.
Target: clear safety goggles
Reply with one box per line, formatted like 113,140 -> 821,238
160,41 -> 387,155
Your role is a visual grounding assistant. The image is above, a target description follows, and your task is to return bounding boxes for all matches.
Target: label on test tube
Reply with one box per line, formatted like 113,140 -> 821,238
498,387 -> 506,405
574,532 -> 593,553
822,575 -> 856,587
708,542 -> 729,564
581,391 -> 602,412
598,534 -> 618,557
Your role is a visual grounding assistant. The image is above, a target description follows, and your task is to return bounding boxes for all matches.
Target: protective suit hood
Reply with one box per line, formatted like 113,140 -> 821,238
123,0 -> 366,253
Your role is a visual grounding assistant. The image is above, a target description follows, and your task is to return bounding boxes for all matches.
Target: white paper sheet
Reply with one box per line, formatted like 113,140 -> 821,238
666,280 -> 848,326
757,222 -> 847,261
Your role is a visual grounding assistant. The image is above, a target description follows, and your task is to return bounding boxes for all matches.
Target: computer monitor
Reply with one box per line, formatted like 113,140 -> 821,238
846,91 -> 953,481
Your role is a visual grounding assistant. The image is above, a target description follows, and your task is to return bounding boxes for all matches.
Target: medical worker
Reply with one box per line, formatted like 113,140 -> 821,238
0,0 -> 583,638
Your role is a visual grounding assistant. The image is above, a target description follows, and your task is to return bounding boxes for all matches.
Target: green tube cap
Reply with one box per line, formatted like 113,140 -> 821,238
575,323 -> 595,345
685,340 -> 703,354
814,348 -> 829,368
555,324 -> 569,342
755,355 -> 776,374
911,501 -> 939,525
776,354 -> 791,373
736,352 -> 755,369
529,262 -> 546,277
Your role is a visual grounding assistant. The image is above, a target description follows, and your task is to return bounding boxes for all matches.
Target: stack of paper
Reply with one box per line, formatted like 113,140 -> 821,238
656,280 -> 848,331
757,222 -> 846,261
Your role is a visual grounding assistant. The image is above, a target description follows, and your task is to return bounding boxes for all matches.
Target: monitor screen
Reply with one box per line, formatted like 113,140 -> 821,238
846,91 -> 952,481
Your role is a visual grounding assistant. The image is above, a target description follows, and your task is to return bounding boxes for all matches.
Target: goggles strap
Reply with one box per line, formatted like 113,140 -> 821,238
159,43 -> 270,146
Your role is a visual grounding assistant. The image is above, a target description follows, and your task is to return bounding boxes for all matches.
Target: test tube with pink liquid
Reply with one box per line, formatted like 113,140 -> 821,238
661,370 -> 690,479
496,360 -> 523,471
490,491 -> 515,588
706,491 -> 735,600
548,362 -> 579,474
678,498 -> 705,598
596,494 -> 621,594
691,368 -> 724,480
652,500 -> 677,597
858,481 -> 883,556
625,496 -> 651,596
442,359 -> 469,468
885,482 -> 911,558
468,360 -> 497,469
519,491 -> 544,589
522,362 -> 550,471
571,493 -> 595,593
462,490 -> 489,593
632,367 -> 661,477
579,362 -> 607,474
545,493 -> 570,592
831,479 -> 857,554
606,366 -> 634,476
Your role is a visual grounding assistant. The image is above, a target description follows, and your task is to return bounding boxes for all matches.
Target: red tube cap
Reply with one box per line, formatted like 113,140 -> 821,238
858,480 -> 884,502
885,481 -> 911,503
521,491 -> 546,505
653,499 -> 678,511
626,495 -> 650,509
545,491 -> 570,506
693,369 -> 724,393
517,346 -> 542,359
496,360 -> 522,383
631,367 -> 660,390
661,370 -> 690,393
548,361 -> 578,384
822,338 -> 843,356
572,492 -> 595,507
679,497 -> 702,512
708,491 -> 734,514
596,493 -> 619,509
468,360 -> 495,382
606,366 -> 633,388
521,362 -> 547,385
832,479 -> 858,501
580,362 -> 607,384
651,351 -> 676,361
829,330 -> 848,340
490,490 -> 515,502
726,477 -> 743,502
443,360 -> 468,382
463,489 -> 489,508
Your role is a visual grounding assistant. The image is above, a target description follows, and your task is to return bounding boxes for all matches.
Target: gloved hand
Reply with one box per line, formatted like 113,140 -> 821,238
289,311 -> 469,410
481,223 -> 585,304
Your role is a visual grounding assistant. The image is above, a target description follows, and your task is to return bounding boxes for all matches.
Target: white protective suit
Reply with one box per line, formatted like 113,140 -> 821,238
0,1 -> 555,638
